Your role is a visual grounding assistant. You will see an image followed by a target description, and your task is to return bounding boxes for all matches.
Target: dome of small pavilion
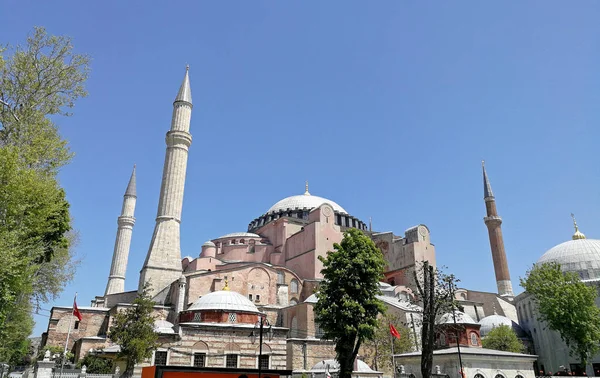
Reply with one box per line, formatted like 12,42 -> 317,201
153,320 -> 175,334
479,314 -> 526,338
188,290 -> 261,314
439,311 -> 477,325
537,217 -> 600,280
311,359 -> 377,373
202,241 -> 216,247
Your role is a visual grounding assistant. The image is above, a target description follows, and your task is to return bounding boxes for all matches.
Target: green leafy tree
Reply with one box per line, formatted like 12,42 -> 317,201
481,324 -> 524,353
77,352 -> 114,374
362,312 -> 413,372
0,26 -> 88,365
315,228 -> 386,378
109,285 -> 159,378
413,262 -> 458,378
521,262 -> 600,367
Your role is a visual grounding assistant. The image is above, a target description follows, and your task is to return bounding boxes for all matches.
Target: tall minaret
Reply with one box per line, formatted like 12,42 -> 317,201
139,67 -> 193,296
482,161 -> 514,298
105,165 -> 137,295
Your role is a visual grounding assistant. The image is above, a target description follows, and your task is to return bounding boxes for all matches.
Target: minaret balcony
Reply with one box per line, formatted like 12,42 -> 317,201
484,215 -> 502,225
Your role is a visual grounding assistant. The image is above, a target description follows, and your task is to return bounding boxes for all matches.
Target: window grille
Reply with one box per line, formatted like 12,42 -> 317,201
226,354 -> 238,368
193,353 -> 206,367
228,313 -> 237,323
258,355 -> 269,370
154,351 -> 167,366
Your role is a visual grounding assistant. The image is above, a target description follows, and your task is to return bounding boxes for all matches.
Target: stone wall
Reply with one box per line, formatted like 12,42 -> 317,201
43,308 -> 109,352
286,339 -> 336,370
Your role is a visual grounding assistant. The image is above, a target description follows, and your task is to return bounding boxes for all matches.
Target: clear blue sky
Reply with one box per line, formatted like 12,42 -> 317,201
3,1 -> 600,337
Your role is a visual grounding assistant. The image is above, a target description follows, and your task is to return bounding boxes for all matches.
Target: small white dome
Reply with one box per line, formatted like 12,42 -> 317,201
216,232 -> 261,240
311,359 -> 376,373
202,241 -> 216,247
188,290 -> 260,314
439,311 -> 477,325
537,239 -> 600,280
479,314 -> 525,338
304,294 -> 318,303
267,194 -> 347,215
153,320 -> 175,334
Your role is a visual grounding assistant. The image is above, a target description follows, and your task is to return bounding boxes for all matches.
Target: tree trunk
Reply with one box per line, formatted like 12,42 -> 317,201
123,359 -> 135,378
420,263 -> 435,378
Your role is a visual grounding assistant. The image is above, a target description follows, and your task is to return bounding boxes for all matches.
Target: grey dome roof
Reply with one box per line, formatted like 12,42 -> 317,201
153,320 -> 175,334
304,294 -> 318,303
537,239 -> 600,280
188,290 -> 260,314
439,311 -> 477,325
311,359 -> 377,373
267,193 -> 347,214
479,314 -> 526,338
202,241 -> 216,247
216,232 -> 260,239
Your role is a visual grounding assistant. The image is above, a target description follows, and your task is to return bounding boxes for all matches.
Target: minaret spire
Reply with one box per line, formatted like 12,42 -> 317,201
571,213 -> 586,240
304,180 -> 310,196
105,165 -> 137,295
140,67 -> 193,297
482,162 -> 514,298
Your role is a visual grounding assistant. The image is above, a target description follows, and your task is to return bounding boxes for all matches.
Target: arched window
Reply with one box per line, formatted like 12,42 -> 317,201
248,240 -> 256,253
290,316 -> 298,338
230,239 -> 236,245
240,239 -> 245,244
495,374 -> 505,378
277,271 -> 285,285
470,332 -> 478,346
289,298 -> 298,305
474,375 -> 485,378
439,333 -> 446,346
515,375 -> 525,378
290,279 -> 299,294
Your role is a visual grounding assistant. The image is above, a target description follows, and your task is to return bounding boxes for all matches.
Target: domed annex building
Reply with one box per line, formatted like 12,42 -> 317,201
40,69 -> 533,377
515,218 -> 600,376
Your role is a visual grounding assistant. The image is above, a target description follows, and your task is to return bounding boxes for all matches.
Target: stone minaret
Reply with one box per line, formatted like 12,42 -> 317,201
482,161 -> 514,298
139,67 -> 193,296
105,165 -> 137,295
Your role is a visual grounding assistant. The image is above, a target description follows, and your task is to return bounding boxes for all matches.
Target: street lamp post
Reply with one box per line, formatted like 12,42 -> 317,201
255,315 -> 272,378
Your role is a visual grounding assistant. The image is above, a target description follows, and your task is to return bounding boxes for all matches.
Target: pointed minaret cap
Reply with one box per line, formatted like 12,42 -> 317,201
304,180 -> 310,196
125,164 -> 136,197
174,65 -> 192,105
482,160 -> 494,198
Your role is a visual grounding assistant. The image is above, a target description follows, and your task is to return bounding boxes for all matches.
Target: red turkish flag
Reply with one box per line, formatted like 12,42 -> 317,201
389,324 -> 401,339
73,298 -> 82,321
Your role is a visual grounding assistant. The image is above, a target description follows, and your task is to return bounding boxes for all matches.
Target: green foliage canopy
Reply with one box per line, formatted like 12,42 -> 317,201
481,324 -> 524,353
315,228 -> 386,378
520,262 -> 600,366
109,285 -> 159,378
0,26 -> 88,366
77,352 -> 114,374
362,312 -> 414,372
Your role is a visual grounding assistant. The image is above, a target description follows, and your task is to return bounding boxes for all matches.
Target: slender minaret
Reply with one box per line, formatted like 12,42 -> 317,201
105,165 -> 137,295
139,67 -> 193,296
482,161 -> 514,298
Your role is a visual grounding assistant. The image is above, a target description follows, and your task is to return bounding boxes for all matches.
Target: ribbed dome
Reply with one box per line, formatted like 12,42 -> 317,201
439,311 -> 477,325
188,290 -> 260,313
479,314 -> 525,338
537,239 -> 600,280
267,194 -> 347,214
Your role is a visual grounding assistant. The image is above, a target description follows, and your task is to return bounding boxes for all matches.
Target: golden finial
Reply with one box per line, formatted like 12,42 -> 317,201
571,213 -> 586,240
304,181 -> 310,196
223,277 -> 230,291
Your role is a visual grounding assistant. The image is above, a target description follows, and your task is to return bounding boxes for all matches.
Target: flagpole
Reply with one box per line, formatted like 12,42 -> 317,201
59,293 -> 77,378
390,331 -> 396,378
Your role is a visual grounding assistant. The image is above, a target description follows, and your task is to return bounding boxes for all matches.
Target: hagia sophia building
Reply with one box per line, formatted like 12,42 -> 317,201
39,67 -> 600,377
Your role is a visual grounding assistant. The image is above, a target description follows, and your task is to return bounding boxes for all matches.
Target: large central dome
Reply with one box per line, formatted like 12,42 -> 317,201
267,193 -> 347,214
537,239 -> 600,280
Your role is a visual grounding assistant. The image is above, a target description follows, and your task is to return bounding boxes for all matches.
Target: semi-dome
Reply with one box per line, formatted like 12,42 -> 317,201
537,239 -> 600,280
202,241 -> 216,247
188,290 -> 261,314
216,232 -> 260,239
439,311 -> 477,325
479,314 -> 526,338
